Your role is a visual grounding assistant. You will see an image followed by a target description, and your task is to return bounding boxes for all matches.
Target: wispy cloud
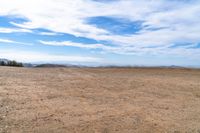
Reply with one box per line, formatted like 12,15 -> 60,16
0,27 -> 32,33
0,0 -> 200,65
39,40 -> 106,49
38,40 -> 200,60
0,38 -> 33,45
38,32 -> 60,36
0,38 -> 16,43
1,1 -> 199,49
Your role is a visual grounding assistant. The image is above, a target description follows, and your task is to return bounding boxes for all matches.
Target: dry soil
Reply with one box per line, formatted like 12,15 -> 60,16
0,67 -> 200,133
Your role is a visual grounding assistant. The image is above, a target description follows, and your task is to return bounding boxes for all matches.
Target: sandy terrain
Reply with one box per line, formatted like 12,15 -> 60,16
0,67 -> 200,133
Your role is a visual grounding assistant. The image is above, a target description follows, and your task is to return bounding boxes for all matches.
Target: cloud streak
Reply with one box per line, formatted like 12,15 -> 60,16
0,38 -> 16,43
39,40 -> 106,49
0,27 -> 32,33
0,38 -> 33,45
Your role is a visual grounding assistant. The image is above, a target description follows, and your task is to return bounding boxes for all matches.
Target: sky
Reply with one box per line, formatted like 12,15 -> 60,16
0,0 -> 200,66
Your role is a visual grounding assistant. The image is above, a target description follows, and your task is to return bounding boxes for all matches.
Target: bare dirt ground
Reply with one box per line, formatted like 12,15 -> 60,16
0,67 -> 200,133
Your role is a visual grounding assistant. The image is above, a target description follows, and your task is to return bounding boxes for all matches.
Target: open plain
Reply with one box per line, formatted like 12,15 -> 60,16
0,67 -> 200,133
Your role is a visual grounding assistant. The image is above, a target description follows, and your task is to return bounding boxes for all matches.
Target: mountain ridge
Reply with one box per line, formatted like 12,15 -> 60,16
0,58 -> 199,69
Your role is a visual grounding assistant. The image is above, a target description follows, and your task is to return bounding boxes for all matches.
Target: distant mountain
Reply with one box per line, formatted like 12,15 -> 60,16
35,63 -> 87,68
35,64 -> 67,68
23,63 -> 34,67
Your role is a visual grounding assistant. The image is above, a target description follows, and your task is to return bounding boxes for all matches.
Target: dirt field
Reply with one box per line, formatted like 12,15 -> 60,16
0,67 -> 200,133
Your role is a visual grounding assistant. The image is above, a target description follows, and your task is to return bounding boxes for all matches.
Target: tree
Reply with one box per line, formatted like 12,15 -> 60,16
2,60 -> 23,67
0,61 -> 5,66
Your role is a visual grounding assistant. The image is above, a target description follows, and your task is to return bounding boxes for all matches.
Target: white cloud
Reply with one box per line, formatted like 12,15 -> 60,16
0,38 -> 33,45
39,40 -> 106,49
38,32 -> 60,36
0,38 -> 16,43
0,0 -> 200,57
38,40 -> 200,60
0,49 -> 102,63
38,40 -> 124,53
0,27 -> 32,33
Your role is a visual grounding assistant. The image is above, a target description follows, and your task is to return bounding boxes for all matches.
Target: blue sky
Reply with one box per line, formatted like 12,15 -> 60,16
0,0 -> 200,66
